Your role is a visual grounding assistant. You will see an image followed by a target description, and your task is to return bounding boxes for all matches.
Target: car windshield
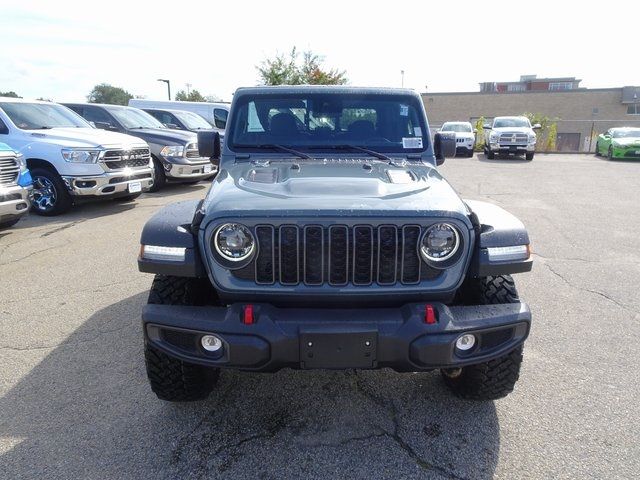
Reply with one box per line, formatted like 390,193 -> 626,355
493,118 -> 530,128
108,107 -> 165,129
612,129 -> 640,138
441,123 -> 472,133
0,102 -> 90,129
174,111 -> 211,130
228,93 -> 427,155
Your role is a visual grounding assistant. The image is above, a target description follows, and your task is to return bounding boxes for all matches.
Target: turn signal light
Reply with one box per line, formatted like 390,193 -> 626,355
243,304 -> 255,325
425,304 -> 437,324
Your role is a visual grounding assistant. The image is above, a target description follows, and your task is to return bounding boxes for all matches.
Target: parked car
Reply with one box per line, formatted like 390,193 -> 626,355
64,103 -> 217,191
0,142 -> 31,229
142,108 -> 214,133
483,116 -> 540,161
440,121 -> 475,157
595,127 -> 640,159
137,86 -> 533,403
0,97 -> 154,216
128,99 -> 229,135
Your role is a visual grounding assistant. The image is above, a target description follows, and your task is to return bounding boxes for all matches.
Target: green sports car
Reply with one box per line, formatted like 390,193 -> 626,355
595,127 -> 640,159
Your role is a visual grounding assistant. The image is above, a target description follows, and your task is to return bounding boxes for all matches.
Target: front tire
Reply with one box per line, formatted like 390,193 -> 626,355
486,148 -> 495,160
443,275 -> 524,400
0,217 -> 21,230
608,146 -> 614,160
594,142 -> 600,156
145,275 -> 220,401
149,157 -> 166,192
30,167 -> 73,216
525,152 -> 534,161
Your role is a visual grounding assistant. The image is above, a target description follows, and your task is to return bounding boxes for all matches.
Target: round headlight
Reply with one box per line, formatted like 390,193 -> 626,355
420,223 -> 460,263
214,223 -> 255,261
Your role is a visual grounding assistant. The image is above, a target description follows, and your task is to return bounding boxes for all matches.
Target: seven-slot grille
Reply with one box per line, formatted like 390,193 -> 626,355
499,133 -> 528,144
233,224 -> 442,286
102,148 -> 151,170
0,154 -> 20,186
185,143 -> 201,159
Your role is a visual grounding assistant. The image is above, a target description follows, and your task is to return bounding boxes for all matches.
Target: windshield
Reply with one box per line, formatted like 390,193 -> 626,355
174,111 -> 211,130
108,107 -> 165,129
228,93 -> 427,154
441,123 -> 472,133
493,117 -> 530,128
0,102 -> 90,129
612,129 -> 640,138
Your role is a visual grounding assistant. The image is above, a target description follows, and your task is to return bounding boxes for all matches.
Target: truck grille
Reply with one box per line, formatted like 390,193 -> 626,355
233,224 -> 440,286
185,143 -> 201,159
0,155 -> 20,186
103,148 -> 151,170
499,133 -> 528,144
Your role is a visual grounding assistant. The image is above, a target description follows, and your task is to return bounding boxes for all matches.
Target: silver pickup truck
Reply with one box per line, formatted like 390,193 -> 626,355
0,143 -> 30,229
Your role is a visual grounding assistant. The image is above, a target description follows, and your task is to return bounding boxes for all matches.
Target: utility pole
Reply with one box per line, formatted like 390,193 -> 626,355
157,79 -> 171,100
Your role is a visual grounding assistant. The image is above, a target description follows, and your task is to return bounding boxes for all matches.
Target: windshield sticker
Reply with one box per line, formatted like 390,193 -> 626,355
400,105 -> 409,116
402,137 -> 423,149
414,127 -> 422,137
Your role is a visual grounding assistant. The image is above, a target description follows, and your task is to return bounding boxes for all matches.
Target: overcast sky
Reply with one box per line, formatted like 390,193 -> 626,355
2,0 -> 638,102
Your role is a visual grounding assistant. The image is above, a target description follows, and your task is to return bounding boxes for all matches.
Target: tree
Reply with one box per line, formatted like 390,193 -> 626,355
175,89 -> 208,102
0,91 -> 21,98
87,83 -> 133,105
523,112 -> 559,151
257,47 -> 348,86
474,117 -> 485,151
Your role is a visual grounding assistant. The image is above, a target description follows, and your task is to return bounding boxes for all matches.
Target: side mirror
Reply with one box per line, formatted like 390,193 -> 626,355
434,131 -> 456,165
198,131 -> 221,165
165,123 -> 180,130
473,128 -> 478,133
532,123 -> 542,130
483,124 -> 492,130
94,121 -> 116,131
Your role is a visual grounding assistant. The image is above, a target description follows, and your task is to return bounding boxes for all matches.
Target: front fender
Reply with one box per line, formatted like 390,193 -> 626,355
138,200 -> 206,277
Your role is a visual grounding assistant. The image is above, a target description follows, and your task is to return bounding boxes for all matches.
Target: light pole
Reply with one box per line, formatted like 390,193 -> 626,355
186,83 -> 192,96
157,79 -> 171,100
401,70 -> 405,88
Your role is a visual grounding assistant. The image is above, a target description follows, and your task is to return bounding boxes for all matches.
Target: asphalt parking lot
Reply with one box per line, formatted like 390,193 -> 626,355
1,153 -> 639,479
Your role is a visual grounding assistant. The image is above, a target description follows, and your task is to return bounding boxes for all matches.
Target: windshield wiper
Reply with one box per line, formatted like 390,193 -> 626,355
255,144 -> 311,159
312,144 -> 391,161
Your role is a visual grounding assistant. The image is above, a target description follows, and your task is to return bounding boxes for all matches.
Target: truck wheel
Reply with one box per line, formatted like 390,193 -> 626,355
30,167 -> 73,216
594,142 -> 600,156
608,146 -> 613,160
486,148 -> 495,160
443,275 -> 523,400
145,275 -> 220,401
525,152 -> 534,161
149,157 -> 166,192
0,217 -> 21,230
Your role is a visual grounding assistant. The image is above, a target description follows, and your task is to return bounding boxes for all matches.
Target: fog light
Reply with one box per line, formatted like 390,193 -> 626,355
455,333 -> 476,351
201,335 -> 223,352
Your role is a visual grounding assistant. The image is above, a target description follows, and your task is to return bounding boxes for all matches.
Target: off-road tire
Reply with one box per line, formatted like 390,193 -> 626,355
145,275 -> 220,401
467,149 -> 474,158
486,148 -> 495,160
149,156 -> 166,192
444,275 -> 523,400
525,152 -> 534,161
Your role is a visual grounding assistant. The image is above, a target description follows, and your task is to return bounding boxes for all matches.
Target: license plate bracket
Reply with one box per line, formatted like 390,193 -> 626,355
128,181 -> 142,193
300,329 -> 377,369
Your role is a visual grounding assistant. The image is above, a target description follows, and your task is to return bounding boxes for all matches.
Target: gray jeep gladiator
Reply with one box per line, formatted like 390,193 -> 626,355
138,86 -> 532,402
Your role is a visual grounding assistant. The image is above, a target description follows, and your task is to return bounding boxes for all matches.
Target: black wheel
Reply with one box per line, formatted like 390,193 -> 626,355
0,217 -> 21,230
525,152 -> 534,161
149,156 -> 166,192
30,167 -> 73,216
608,146 -> 613,160
486,148 -> 495,160
443,275 -> 523,400
594,142 -> 600,156
145,275 -> 220,401
467,149 -> 474,158
113,193 -> 142,201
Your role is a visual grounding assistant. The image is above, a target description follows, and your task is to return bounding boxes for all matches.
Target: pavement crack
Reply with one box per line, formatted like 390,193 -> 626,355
40,219 -> 87,237
0,244 -> 65,266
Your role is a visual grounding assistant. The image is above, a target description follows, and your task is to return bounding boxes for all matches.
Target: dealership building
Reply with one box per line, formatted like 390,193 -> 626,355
422,76 -> 640,152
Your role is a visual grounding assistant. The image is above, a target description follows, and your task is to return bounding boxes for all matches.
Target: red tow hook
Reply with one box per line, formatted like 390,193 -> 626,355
242,304 -> 255,325
424,304 -> 437,324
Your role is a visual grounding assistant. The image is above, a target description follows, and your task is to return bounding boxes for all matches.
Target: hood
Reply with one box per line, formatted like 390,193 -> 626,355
125,128 -> 197,145
490,126 -> 533,134
203,159 -> 469,219
613,137 -> 640,146
23,127 -> 148,149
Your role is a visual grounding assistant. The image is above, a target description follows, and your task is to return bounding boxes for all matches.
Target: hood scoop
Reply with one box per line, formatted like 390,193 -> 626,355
246,168 -> 278,184
386,169 -> 415,184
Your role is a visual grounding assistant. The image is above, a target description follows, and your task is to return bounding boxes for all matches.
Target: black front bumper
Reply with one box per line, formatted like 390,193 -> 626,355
143,302 -> 531,371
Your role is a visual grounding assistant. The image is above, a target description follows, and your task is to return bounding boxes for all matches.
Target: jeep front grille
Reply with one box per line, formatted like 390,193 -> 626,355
0,155 -> 20,186
499,133 -> 528,144
102,148 -> 151,170
233,224 -> 440,286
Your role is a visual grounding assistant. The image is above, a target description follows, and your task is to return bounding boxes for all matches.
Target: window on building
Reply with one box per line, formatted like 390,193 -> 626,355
507,84 -> 526,92
627,104 -> 640,115
549,82 -> 573,91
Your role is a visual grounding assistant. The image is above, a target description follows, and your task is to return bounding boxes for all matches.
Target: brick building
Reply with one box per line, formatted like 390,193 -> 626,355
422,80 -> 640,152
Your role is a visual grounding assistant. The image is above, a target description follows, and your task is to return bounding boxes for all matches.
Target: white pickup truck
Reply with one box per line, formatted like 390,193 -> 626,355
483,116 -> 540,161
0,97 -> 154,216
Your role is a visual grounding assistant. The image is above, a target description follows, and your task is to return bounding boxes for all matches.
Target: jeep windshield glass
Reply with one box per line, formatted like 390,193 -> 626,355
228,93 -> 428,155
612,128 -> 640,138
441,123 -> 472,133
108,107 -> 165,130
0,102 -> 90,130
493,118 -> 530,128
174,111 -> 212,130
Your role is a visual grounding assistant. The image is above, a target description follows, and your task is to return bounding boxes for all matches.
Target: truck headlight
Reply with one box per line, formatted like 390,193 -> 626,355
61,149 -> 101,163
489,133 -> 499,142
420,223 -> 460,264
214,223 -> 255,261
16,153 -> 27,171
160,145 -> 185,158
528,135 -> 536,143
